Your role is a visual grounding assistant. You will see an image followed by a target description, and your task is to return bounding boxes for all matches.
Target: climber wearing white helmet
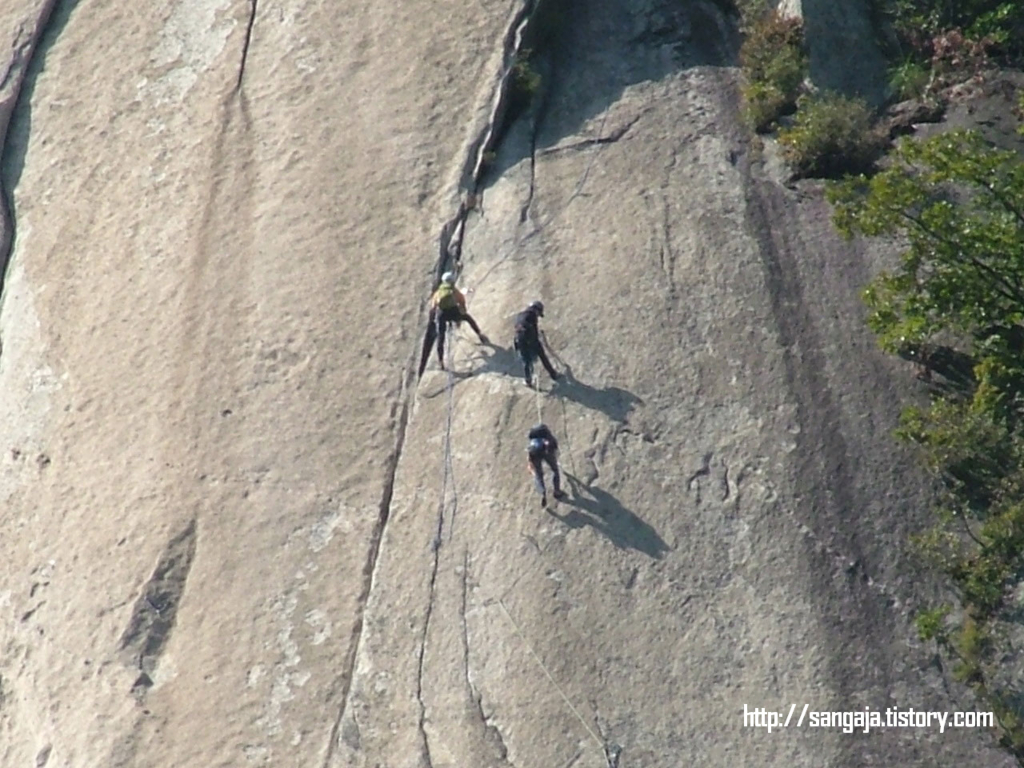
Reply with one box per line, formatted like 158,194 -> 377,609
417,271 -> 489,379
513,299 -> 559,387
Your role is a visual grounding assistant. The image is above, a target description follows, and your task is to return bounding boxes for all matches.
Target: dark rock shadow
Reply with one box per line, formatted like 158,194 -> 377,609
452,341 -> 645,423
546,473 -> 669,559
797,0 -> 888,106
468,342 -> 524,380
3,0 -> 81,196
898,343 -> 976,398
550,361 -> 643,423
0,0 -> 81,297
417,342 -> 518,398
481,0 -> 740,185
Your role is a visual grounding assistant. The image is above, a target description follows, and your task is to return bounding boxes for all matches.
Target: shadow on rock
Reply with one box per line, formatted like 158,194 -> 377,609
547,473 -> 669,559
551,362 -> 643,423
470,343 -> 525,380
898,342 -> 976,397
417,342 -> 520,398
481,0 -> 741,184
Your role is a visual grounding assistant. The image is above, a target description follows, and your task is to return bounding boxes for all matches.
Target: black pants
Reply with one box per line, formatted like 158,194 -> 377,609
515,334 -> 557,383
528,451 -> 562,496
418,308 -> 484,377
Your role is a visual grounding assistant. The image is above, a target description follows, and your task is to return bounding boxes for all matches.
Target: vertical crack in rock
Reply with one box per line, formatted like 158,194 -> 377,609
0,0 -> 65,351
347,3 -> 549,762
414,492 -> 448,768
235,0 -> 258,92
659,195 -> 678,297
462,0 -> 538,191
519,101 -> 542,225
435,0 -> 544,280
118,519 -> 198,696
323,0 -> 538,737
461,551 -> 514,765
321,370 -> 414,768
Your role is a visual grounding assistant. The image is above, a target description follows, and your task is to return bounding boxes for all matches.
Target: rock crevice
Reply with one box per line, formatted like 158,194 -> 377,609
118,519 -> 198,696
0,0 -> 65,328
235,0 -> 258,91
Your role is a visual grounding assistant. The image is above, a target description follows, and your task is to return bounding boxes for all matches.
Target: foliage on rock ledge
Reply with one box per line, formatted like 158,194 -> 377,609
829,130 -> 1024,763
736,3 -> 884,180
779,93 -> 884,179
738,4 -> 807,133
878,0 -> 1024,98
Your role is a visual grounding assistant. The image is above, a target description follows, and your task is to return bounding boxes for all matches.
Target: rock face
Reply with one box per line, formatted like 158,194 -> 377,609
778,0 -> 889,105
0,1 -> 1013,767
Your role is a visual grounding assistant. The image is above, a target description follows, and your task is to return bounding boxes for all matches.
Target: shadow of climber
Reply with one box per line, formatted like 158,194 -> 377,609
470,343 -> 524,379
547,474 -> 669,560
550,361 -> 644,424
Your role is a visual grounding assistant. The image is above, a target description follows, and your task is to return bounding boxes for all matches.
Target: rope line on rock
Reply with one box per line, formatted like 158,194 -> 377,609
445,328 -> 459,533
534,372 -> 544,424
468,109 -> 613,296
436,322 -> 458,548
497,597 -> 609,761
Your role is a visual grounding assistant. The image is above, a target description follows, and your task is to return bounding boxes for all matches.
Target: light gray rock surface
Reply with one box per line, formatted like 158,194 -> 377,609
0,1 -> 1013,767
778,0 -> 888,105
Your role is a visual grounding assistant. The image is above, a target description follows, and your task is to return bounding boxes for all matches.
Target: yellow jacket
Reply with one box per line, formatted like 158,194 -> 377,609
430,283 -> 466,312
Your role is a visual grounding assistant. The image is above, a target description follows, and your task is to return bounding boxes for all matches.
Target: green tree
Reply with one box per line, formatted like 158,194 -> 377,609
883,0 -> 1024,58
830,131 -> 1024,361
829,130 -> 1024,763
739,9 -> 806,132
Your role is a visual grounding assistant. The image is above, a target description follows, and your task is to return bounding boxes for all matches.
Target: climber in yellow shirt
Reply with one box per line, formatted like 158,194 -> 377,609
417,272 -> 489,378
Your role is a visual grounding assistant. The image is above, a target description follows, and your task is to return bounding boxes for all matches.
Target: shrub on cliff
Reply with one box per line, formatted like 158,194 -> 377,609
829,129 -> 1024,761
778,93 -> 882,178
739,9 -> 807,132
884,0 -> 1024,61
878,0 -> 1024,97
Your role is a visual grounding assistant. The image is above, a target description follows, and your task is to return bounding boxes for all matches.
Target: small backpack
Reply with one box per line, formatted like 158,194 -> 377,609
434,283 -> 459,311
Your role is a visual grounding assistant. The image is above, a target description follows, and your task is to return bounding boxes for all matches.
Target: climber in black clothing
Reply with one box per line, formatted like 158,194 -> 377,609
513,300 -> 559,387
526,423 -> 565,507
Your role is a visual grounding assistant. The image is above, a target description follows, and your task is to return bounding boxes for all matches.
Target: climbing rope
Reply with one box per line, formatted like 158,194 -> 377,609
424,112 -> 626,764
467,109 -> 613,296
434,321 -> 459,548
533,371 -> 544,424
557,393 -> 579,484
535,330 -> 581,483
497,597 -> 614,766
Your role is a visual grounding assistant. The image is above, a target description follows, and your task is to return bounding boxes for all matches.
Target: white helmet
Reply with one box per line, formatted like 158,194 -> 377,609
441,271 -> 456,285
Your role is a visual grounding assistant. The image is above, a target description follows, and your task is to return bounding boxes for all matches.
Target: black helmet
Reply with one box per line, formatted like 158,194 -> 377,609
528,300 -> 544,317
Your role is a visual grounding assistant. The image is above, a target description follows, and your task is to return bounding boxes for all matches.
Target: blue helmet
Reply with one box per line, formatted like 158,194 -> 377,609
527,438 -> 546,456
